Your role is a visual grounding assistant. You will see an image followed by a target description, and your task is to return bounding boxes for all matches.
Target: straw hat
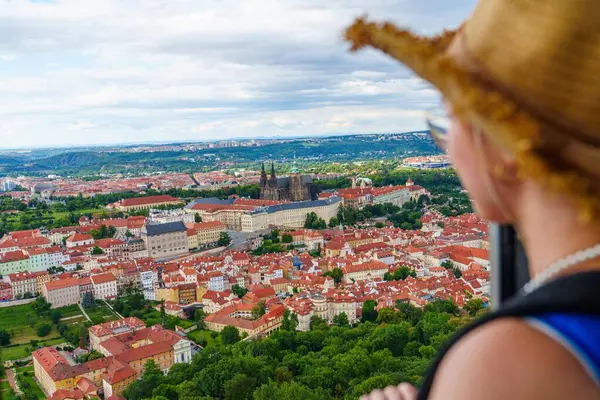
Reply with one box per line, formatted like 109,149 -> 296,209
345,0 -> 600,220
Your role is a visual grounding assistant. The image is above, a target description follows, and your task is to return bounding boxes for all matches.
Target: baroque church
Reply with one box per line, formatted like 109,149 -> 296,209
259,162 -> 317,202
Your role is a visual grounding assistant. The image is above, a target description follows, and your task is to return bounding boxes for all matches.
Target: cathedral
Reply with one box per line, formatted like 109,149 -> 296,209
259,162 -> 317,202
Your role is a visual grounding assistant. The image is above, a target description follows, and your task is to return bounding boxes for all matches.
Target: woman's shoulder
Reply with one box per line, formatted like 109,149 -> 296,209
428,317 -> 600,399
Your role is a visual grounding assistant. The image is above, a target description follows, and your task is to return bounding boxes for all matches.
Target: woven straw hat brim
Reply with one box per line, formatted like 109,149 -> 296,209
344,18 -> 600,220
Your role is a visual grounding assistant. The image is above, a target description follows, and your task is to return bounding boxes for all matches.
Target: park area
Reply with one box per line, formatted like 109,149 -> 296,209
186,328 -> 222,347
108,295 -> 196,330
85,301 -> 121,323
0,365 -> 46,400
0,301 -> 88,361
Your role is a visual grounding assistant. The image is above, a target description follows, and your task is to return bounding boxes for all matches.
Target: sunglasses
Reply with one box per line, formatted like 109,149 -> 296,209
425,108 -> 450,151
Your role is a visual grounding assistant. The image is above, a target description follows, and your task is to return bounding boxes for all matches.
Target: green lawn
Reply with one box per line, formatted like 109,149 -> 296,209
63,315 -> 88,325
0,337 -> 64,361
55,304 -> 82,318
0,304 -> 60,345
20,374 -> 45,399
0,379 -> 18,400
14,366 -> 33,374
13,365 -> 45,399
186,329 -> 221,347
85,303 -> 119,323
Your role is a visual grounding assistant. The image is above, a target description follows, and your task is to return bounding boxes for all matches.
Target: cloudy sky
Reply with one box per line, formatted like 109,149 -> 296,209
0,0 -> 476,148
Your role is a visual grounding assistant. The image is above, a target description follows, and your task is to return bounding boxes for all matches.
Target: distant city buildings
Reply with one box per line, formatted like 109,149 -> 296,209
185,196 -> 342,233
0,167 -> 492,399
110,195 -> 183,212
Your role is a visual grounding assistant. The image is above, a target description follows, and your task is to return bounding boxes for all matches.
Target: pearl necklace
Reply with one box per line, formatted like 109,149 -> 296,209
522,243 -> 600,295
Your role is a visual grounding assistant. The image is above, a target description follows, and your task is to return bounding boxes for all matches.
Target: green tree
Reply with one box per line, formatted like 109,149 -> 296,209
328,216 -> 339,228
124,359 -> 165,400
252,300 -> 266,320
333,312 -> 350,328
92,246 -> 104,255
51,310 -> 63,324
376,307 -> 400,324
82,291 -> 95,308
221,326 -> 241,345
130,293 -> 144,310
323,267 -> 343,285
152,383 -> 179,400
464,298 -> 485,316
274,366 -> 293,384
441,260 -> 454,269
37,323 -> 52,337
194,308 -> 207,329
375,221 -> 385,228
232,284 -> 248,298
394,266 -> 417,281
0,329 -> 10,345
32,296 -> 51,314
218,232 -> 232,247
282,310 -> 299,331
362,300 -> 378,322
281,233 -> 293,243
253,381 -> 329,400
309,315 -> 328,331
424,300 -> 460,316
453,267 -> 462,278
224,373 -> 256,400
195,213 -> 203,223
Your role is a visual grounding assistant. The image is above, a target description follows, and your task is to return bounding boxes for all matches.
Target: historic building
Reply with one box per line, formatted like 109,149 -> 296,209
259,163 -> 317,202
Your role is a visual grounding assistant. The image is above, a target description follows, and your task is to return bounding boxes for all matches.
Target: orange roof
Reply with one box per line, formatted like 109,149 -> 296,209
189,221 -> 226,230
91,272 -> 116,284
115,340 -> 172,364
120,195 -> 181,207
0,239 -> 18,249
89,317 -> 146,337
103,359 -> 136,384
45,277 -> 80,291
67,233 -> 93,243
344,260 -> 388,274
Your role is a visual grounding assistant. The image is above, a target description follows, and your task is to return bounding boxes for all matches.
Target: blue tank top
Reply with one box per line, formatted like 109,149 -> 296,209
527,313 -> 600,386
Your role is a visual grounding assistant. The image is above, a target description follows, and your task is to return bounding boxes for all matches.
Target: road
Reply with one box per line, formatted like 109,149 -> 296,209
102,299 -> 124,319
0,298 -> 36,308
78,303 -> 91,322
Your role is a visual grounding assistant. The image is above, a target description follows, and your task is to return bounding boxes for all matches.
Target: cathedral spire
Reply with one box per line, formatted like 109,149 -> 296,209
269,162 -> 278,186
260,162 -> 267,187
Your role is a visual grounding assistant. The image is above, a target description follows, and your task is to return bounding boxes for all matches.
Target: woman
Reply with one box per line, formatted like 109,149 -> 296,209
345,0 -> 600,399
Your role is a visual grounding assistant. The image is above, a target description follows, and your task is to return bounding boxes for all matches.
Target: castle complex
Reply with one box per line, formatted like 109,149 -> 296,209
259,162 -> 317,202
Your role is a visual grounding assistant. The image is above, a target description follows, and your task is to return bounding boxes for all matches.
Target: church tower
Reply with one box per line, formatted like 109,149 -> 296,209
260,163 -> 268,188
269,162 -> 278,187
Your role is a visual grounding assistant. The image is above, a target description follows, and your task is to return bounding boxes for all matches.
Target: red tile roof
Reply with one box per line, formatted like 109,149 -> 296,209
120,195 -> 181,207
91,272 -> 116,285
67,233 -> 93,243
45,277 -> 80,291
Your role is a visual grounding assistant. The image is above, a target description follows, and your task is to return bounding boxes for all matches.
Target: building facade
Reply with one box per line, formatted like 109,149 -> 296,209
43,278 -> 81,308
91,273 -> 118,300
141,221 -> 189,259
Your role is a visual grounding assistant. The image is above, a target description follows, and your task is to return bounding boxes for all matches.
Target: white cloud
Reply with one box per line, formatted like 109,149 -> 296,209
0,0 -> 476,148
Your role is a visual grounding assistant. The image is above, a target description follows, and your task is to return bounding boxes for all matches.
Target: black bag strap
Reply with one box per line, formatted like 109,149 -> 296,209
417,271 -> 600,400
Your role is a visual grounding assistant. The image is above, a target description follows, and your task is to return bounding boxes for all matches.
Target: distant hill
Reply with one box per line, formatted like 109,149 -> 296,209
2,134 -> 439,176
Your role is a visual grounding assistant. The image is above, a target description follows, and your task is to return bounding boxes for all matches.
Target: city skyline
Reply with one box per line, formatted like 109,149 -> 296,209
0,0 -> 475,148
